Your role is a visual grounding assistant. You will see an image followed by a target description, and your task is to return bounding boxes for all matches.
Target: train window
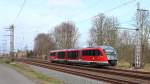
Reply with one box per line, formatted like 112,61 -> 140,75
58,52 -> 65,59
50,52 -> 56,56
67,51 -> 79,59
82,50 -> 88,56
95,50 -> 100,56
82,51 -> 86,56
82,50 -> 101,56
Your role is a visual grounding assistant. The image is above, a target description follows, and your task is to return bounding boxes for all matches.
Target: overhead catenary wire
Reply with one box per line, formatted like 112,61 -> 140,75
76,0 -> 137,24
12,0 -> 26,24
104,0 -> 137,13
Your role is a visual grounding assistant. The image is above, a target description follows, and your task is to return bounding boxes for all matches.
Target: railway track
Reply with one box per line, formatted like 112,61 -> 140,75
19,58 -> 150,84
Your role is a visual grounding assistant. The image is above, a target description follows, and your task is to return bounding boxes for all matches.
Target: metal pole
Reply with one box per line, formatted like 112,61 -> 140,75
10,25 -> 14,61
134,29 -> 141,68
134,2 -> 141,69
4,25 -> 15,61
134,3 -> 149,69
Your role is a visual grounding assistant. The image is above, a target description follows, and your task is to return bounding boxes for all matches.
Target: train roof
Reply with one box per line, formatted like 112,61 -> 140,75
98,45 -> 115,50
81,45 -> 115,50
50,48 -> 79,52
49,45 -> 115,52
81,47 -> 102,50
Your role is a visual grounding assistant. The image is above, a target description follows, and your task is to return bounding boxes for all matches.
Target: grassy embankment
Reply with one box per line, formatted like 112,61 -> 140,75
116,61 -> 150,72
0,58 -> 62,84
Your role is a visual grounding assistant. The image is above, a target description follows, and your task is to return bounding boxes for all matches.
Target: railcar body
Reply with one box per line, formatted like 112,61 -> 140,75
48,46 -> 117,66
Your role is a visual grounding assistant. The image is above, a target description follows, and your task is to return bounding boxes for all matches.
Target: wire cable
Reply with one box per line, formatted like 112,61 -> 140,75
12,0 -> 26,24
76,0 -> 137,24
104,0 -> 137,13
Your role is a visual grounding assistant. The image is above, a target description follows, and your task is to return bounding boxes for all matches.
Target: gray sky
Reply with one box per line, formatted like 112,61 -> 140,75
0,0 -> 150,52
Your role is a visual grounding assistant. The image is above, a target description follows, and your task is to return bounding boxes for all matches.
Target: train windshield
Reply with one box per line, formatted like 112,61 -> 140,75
99,46 -> 117,60
100,46 -> 116,53
104,49 -> 116,55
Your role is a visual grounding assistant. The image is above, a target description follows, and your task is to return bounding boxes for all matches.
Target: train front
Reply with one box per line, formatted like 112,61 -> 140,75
100,46 -> 117,66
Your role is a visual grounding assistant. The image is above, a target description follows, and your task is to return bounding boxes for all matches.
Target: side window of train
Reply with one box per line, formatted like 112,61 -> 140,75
68,52 -> 73,58
82,50 -> 90,56
50,52 -> 56,56
50,53 -> 53,56
82,50 -> 85,56
74,51 -> 78,58
82,50 -> 87,56
58,52 -> 65,59
82,50 -> 101,56
95,50 -> 101,56
68,51 -> 78,59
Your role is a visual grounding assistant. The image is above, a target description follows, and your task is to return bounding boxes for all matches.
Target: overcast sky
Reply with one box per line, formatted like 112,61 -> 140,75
0,0 -> 150,52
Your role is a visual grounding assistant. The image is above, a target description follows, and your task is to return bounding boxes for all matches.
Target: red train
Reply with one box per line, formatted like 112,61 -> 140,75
48,46 -> 117,66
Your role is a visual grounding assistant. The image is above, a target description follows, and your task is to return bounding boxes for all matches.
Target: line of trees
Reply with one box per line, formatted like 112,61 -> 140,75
33,12 -> 150,66
33,22 -> 79,59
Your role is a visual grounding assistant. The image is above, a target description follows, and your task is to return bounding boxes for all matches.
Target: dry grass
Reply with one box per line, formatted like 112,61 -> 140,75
8,62 -> 62,84
116,61 -> 150,72
141,63 -> 150,72
116,61 -> 131,69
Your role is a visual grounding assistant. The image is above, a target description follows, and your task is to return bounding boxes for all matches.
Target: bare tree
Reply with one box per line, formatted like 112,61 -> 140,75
34,33 -> 56,59
117,30 -> 135,63
119,30 -> 134,46
53,22 -> 80,49
88,13 -> 119,47
87,28 -> 97,47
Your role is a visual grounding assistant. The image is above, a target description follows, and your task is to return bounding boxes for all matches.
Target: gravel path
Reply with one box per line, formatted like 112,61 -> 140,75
0,64 -> 36,84
29,64 -> 109,84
